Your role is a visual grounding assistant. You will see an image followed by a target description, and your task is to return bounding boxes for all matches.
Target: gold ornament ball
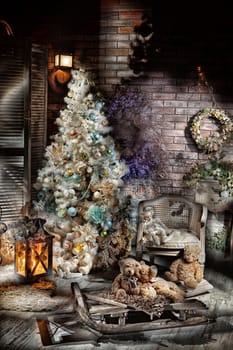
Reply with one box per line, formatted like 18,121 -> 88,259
102,120 -> 108,126
102,169 -> 109,177
66,169 -> 74,176
99,145 -> 106,152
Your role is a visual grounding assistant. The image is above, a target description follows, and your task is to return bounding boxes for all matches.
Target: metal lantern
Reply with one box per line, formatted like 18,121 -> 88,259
14,218 -> 53,282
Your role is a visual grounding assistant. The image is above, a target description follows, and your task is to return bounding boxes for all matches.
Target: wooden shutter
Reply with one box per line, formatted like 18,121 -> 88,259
0,40 -> 47,223
30,43 -> 48,205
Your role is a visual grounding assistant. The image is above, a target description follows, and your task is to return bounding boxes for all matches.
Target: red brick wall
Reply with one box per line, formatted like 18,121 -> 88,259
47,0 -> 233,201
96,0 -> 233,200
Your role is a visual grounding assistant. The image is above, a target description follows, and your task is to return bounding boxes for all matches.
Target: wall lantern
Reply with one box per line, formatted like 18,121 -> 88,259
55,53 -> 73,68
48,51 -> 73,93
14,218 -> 53,282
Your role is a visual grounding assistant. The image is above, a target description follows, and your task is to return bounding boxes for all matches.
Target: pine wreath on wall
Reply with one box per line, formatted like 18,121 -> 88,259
190,108 -> 233,154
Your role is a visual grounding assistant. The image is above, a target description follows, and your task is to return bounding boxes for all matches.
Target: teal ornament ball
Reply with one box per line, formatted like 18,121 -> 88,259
104,220 -> 112,228
64,174 -> 73,182
67,206 -> 77,217
95,101 -> 103,111
88,205 -> 104,224
66,153 -> 73,160
88,112 -> 97,121
72,174 -> 81,182
92,133 -> 100,141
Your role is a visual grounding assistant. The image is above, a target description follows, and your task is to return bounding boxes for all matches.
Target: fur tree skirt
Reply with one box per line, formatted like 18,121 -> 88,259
96,288 -> 170,318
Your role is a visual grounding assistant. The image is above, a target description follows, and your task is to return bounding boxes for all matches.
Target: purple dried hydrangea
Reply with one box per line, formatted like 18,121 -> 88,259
106,91 -> 144,119
106,89 -> 167,180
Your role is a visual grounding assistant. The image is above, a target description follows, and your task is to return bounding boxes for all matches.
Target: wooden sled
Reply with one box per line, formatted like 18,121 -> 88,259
71,282 -> 211,333
37,281 -> 213,347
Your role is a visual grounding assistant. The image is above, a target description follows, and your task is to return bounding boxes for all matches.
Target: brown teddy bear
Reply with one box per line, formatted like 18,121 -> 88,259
111,257 -> 141,298
151,278 -> 185,303
135,260 -> 185,303
134,260 -> 158,298
164,245 -> 203,289
134,260 -> 158,283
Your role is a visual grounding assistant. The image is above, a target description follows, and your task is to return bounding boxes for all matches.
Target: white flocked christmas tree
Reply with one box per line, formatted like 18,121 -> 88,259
32,69 -> 132,276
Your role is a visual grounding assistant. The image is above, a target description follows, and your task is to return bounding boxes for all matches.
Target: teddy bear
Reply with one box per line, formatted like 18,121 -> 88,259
135,260 -> 185,303
111,257 -> 141,298
164,244 -> 203,289
151,278 -> 185,303
133,260 -> 158,299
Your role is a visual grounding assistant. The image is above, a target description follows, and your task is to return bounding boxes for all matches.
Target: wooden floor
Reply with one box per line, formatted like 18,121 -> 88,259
1,265 -> 233,350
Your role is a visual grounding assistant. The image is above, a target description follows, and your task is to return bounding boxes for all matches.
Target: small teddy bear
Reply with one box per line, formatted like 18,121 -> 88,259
164,245 -> 203,289
135,260 -> 184,303
111,257 -> 141,298
134,260 -> 158,299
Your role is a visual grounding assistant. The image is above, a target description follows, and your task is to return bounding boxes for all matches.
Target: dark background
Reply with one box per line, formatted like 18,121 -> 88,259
1,0 -> 232,39
1,0 -> 101,40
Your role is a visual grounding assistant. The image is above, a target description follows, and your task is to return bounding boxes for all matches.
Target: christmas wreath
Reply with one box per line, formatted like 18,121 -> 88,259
190,108 -> 233,153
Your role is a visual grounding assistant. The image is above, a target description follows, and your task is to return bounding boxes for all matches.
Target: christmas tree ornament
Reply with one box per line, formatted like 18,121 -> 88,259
102,120 -> 109,126
93,191 -> 102,200
92,133 -> 100,141
104,220 -> 112,229
88,205 -> 104,224
67,206 -> 77,217
86,166 -> 93,174
100,231 -> 108,237
95,101 -> 104,111
99,145 -> 106,152
72,174 -> 81,182
66,153 -> 73,160
88,112 -> 97,121
57,208 -> 67,218
94,152 -> 102,159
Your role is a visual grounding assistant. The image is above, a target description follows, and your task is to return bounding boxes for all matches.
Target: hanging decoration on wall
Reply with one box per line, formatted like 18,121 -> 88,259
190,108 -> 233,154
129,13 -> 159,75
196,66 -> 207,88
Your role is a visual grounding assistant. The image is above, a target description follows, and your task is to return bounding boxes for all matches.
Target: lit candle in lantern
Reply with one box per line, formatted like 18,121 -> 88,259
14,218 -> 53,283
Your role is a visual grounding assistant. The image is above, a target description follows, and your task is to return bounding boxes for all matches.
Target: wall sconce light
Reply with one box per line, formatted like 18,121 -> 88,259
48,51 -> 73,94
55,53 -> 73,68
